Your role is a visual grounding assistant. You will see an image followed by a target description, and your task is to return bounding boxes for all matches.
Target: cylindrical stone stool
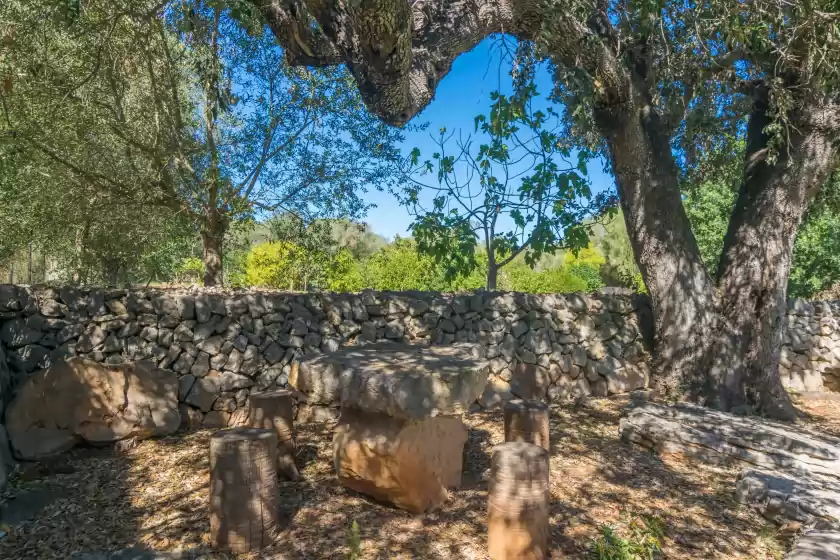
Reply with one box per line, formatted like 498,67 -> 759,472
487,442 -> 550,560
209,428 -> 280,553
504,399 -> 550,450
248,389 -> 299,481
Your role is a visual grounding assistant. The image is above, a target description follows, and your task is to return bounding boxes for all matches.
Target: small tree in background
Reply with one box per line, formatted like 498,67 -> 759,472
399,85 -> 615,290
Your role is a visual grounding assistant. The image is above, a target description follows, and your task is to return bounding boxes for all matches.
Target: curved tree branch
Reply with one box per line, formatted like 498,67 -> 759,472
253,0 -> 625,124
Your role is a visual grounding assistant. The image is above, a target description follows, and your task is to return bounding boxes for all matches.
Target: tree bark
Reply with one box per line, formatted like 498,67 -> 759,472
708,91 -> 840,420
202,228 -> 224,288
595,99 -> 717,398
487,254 -> 498,291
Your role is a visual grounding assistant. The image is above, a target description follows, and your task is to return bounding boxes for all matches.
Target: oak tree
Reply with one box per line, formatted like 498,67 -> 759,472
252,0 -> 840,418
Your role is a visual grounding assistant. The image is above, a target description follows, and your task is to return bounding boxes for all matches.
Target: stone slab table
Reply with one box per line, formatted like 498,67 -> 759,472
294,343 -> 489,512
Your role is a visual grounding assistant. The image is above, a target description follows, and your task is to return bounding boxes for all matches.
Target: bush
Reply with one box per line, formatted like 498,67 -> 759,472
177,257 -> 205,284
245,241 -> 305,289
588,513 -> 665,560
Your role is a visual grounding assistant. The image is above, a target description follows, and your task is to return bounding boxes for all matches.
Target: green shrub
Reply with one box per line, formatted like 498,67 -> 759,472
346,520 -> 362,560
589,513 -> 665,560
177,257 -> 205,284
245,241 -> 305,289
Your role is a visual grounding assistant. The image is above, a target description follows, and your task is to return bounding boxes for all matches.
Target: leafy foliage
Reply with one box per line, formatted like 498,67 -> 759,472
1,0 -> 405,285
244,241 -> 305,290
588,513 -> 665,560
400,85 -> 615,289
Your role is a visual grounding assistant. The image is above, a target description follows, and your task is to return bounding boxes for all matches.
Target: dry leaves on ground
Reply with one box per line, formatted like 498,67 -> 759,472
3,394 -> 836,559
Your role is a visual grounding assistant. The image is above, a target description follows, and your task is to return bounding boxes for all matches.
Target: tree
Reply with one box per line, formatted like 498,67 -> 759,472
245,240 -> 305,289
1,0 -> 199,285
2,0 -> 405,286
400,85 -> 614,289
253,0 -> 840,419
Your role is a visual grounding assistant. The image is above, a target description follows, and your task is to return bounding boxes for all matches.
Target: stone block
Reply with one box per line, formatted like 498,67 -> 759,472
333,409 -> 467,513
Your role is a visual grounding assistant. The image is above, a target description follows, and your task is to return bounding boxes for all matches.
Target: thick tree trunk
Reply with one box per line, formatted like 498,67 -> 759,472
202,215 -> 225,287
708,92 -> 840,420
595,101 -> 717,398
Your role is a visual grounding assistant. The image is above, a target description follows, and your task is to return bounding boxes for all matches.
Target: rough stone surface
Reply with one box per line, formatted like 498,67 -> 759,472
785,531 -> 840,560
6,358 -> 179,459
621,401 -> 840,529
7,286 -> 833,454
332,409 -> 467,513
296,343 -> 489,419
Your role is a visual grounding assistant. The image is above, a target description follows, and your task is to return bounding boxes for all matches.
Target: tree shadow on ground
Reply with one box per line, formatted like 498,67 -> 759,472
0,396 -> 801,559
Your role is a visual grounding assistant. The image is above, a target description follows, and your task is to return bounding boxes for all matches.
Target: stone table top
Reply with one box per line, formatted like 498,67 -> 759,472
293,343 -> 489,420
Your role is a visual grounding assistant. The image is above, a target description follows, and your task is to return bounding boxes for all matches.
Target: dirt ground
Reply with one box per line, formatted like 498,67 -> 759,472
1,393 -> 838,560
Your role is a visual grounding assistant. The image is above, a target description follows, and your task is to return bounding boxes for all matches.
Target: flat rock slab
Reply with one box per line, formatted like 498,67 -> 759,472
294,343 -> 489,420
737,468 -> 840,527
620,402 -> 840,475
621,402 -> 840,529
785,531 -> 840,560
333,408 -> 467,513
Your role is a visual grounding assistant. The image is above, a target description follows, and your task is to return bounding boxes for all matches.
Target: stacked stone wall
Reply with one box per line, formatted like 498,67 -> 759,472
0,285 -> 837,431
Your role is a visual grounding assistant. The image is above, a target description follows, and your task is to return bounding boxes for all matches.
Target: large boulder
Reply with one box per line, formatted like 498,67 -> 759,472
294,343 -> 489,419
333,409 -> 467,513
6,358 -> 180,460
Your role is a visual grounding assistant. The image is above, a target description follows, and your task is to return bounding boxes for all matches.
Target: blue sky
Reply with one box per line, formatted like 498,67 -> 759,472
361,38 -> 616,240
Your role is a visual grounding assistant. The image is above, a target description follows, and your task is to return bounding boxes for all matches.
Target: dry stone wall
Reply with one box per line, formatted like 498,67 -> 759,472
0,285 -> 837,434
781,299 -> 840,392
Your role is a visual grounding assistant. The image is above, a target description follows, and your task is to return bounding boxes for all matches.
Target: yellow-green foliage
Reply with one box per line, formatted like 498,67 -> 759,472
325,248 -> 366,292
245,241 -> 305,289
177,257 -> 205,283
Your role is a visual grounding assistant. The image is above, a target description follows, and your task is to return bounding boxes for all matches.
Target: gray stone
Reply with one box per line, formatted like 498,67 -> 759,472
518,349 -> 537,365
219,372 -> 254,392
438,319 -> 456,334
173,323 -> 193,342
178,375 -> 196,401
185,376 -> 221,412
40,299 -> 65,317
210,352 -> 228,370
233,334 -> 248,352
226,348 -> 243,373
409,299 -> 430,316
591,378 -> 608,397
304,332 -> 322,348
140,326 -> 158,342
477,377 -> 513,409
190,352 -> 211,378
105,299 -> 128,316
56,323 -> 86,344
548,375 -> 591,402
602,361 -> 647,394
264,342 -> 284,365
509,363 -> 551,401
511,321 -> 529,338
172,352 -> 196,375
192,318 -> 218,342
1,319 -> 44,348
295,343 -> 488,418
290,317 -> 309,336
785,531 -> 840,560
102,335 -> 122,354
254,367 -> 282,390
9,344 -> 51,372
197,335 -> 224,356
571,345 -> 588,367
175,295 -> 195,320
321,337 -> 340,353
